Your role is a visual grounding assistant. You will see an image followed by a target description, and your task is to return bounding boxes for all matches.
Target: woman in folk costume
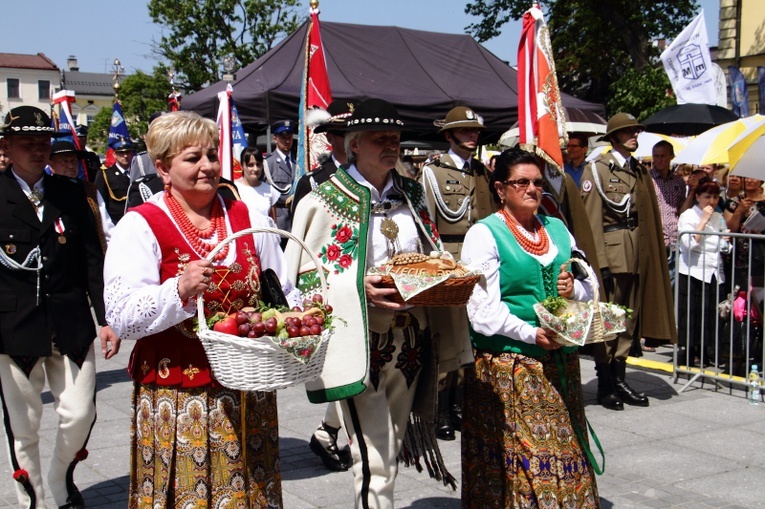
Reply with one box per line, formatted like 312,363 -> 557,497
286,99 -> 468,509
460,148 -> 601,508
104,111 -> 300,508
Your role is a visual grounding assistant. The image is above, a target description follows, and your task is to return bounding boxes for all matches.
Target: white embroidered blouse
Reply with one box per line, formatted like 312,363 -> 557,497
460,213 -> 597,345
103,192 -> 300,341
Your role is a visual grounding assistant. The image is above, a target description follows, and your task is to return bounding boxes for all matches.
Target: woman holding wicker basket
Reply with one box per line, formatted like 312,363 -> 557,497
460,148 -> 602,508
103,111 -> 300,508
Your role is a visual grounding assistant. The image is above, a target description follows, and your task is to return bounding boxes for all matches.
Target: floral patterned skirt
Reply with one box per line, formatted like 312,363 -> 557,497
129,383 -> 282,509
461,350 -> 600,509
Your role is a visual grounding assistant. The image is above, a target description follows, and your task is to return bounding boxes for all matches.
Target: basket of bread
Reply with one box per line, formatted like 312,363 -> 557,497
370,251 -> 480,307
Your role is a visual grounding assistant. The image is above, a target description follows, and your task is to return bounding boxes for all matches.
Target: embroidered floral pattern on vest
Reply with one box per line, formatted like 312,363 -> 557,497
319,223 -> 359,274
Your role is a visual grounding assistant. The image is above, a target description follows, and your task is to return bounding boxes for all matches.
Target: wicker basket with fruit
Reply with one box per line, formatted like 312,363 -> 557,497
196,228 -> 333,391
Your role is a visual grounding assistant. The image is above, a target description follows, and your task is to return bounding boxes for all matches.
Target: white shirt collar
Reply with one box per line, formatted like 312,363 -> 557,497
448,149 -> 468,170
610,150 -> 629,168
11,169 -> 43,195
346,164 -> 395,202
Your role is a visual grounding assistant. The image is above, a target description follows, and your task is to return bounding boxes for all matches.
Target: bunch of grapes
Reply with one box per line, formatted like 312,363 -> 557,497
210,294 -> 334,340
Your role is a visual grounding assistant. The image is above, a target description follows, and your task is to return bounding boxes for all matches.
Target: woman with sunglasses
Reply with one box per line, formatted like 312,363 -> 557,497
460,147 -> 601,508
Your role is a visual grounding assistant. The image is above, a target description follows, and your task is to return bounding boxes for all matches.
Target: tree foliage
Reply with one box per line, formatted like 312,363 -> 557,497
607,67 -> 677,121
87,65 -> 176,152
464,0 -> 698,112
147,0 -> 301,90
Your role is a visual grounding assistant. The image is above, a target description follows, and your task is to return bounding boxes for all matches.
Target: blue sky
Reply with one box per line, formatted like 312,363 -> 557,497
3,0 -> 719,74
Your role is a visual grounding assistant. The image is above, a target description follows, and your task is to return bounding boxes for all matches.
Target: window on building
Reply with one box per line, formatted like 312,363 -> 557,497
38,80 -> 50,100
7,78 -> 20,98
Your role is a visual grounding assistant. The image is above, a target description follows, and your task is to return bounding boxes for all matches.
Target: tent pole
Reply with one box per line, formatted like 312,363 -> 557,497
266,92 -> 272,153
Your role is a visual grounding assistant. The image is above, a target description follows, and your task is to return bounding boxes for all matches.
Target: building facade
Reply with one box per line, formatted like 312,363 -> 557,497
716,0 -> 765,114
0,53 -> 60,117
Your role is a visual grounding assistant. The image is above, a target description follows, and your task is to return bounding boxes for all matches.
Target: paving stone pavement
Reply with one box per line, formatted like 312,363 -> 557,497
0,344 -> 762,508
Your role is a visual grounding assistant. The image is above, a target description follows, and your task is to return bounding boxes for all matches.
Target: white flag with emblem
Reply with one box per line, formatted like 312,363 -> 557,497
661,11 -> 716,105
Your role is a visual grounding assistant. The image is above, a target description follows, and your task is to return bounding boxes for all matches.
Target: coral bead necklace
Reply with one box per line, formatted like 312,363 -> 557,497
164,192 -> 229,262
499,208 -> 549,255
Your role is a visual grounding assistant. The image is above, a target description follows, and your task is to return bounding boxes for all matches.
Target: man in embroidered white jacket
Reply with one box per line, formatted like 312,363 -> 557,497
286,99 -> 470,509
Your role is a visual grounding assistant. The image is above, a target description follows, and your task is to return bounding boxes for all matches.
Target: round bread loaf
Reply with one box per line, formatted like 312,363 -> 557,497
386,252 -> 468,277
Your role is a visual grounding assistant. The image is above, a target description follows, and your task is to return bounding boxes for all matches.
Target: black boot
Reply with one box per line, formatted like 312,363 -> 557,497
612,360 -> 649,407
435,386 -> 455,440
450,382 -> 463,432
595,363 -> 624,411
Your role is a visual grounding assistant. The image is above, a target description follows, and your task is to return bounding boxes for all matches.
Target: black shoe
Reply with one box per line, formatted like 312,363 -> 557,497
59,489 -> 85,509
435,410 -> 455,440
613,381 -> 649,406
310,435 -> 352,471
597,391 -> 624,411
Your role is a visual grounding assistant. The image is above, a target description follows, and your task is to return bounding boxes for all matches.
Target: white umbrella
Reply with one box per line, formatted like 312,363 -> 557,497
632,132 -> 688,159
729,117 -> 765,180
673,115 -> 763,165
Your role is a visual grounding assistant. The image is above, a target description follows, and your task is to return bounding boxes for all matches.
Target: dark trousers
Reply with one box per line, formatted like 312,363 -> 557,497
677,273 -> 720,364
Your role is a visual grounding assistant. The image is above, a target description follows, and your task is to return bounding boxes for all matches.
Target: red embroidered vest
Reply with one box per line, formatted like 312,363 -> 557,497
127,199 -> 262,387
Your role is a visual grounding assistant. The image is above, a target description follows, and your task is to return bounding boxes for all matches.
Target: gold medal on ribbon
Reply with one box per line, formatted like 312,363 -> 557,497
380,217 -> 399,242
58,235 -> 67,245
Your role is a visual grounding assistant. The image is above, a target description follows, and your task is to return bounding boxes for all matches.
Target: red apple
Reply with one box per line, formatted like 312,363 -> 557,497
310,324 -> 322,336
213,317 -> 239,335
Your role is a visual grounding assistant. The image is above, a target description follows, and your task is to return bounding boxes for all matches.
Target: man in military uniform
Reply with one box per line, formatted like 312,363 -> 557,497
0,106 -> 120,508
580,113 -> 676,411
95,135 -> 133,224
263,120 -> 297,236
421,106 -> 494,259
420,106 -> 494,440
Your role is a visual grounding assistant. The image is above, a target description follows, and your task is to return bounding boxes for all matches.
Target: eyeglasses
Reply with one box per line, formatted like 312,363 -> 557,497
503,178 -> 545,190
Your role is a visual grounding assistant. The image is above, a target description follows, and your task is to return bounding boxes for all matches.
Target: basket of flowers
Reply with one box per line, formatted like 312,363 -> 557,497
370,251 -> 481,307
196,228 -> 334,391
532,258 -> 630,347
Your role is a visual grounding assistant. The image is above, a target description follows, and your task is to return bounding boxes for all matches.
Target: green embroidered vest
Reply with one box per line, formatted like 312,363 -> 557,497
470,214 -> 577,357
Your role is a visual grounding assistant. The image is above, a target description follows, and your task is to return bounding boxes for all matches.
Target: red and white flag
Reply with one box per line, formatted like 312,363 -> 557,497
296,3 -> 333,185
517,4 -> 567,170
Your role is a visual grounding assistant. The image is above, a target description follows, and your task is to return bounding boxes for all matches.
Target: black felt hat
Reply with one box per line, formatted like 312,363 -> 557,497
345,99 -> 405,132
2,106 -> 63,137
50,140 -> 86,158
314,99 -> 360,134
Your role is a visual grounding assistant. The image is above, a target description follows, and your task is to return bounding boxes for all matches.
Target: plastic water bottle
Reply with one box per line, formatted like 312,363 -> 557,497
748,365 -> 762,405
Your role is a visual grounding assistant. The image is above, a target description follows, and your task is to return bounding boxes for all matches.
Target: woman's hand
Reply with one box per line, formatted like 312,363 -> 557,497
556,267 -> 575,299
535,328 -> 562,351
177,259 -> 215,303
364,275 -> 406,310
701,205 -> 715,222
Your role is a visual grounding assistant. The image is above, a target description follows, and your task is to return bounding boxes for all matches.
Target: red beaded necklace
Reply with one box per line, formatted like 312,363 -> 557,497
164,192 -> 229,262
499,209 -> 549,255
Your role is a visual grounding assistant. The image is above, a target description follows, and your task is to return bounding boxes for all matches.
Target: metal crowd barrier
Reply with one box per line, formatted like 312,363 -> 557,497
673,229 -> 765,397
